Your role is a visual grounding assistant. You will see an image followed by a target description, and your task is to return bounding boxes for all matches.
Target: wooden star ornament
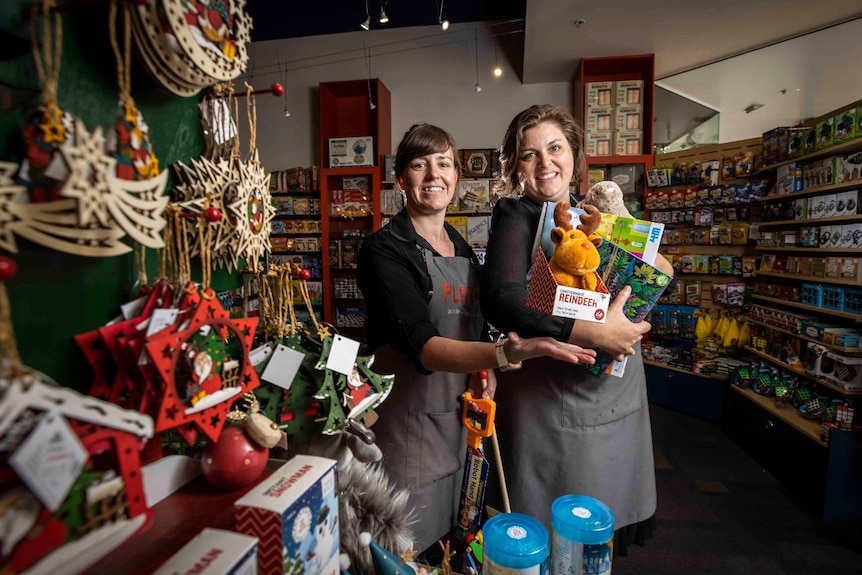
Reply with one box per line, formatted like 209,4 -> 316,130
145,300 -> 260,444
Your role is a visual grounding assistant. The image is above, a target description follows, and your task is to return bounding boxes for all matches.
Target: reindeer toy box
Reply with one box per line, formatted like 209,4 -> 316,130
527,203 -> 611,322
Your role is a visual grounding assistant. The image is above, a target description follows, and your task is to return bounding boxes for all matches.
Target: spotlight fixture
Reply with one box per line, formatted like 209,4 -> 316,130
474,82 -> 482,93
360,0 -> 370,30
369,100 -> 377,110
493,40 -> 502,77
438,0 -> 449,30
379,7 -> 389,23
494,66 -> 502,77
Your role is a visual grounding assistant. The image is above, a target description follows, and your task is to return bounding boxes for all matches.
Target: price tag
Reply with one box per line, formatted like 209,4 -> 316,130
326,335 -> 360,376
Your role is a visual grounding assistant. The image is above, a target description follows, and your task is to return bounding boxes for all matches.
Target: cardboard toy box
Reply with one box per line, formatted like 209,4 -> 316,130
526,248 -> 610,322
824,351 -> 862,391
235,456 -> 339,575
153,528 -> 258,575
586,81 -> 614,106
328,136 -> 374,167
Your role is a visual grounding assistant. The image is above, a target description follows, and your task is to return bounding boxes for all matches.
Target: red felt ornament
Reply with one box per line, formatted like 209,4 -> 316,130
201,425 -> 268,490
299,268 -> 311,281
270,82 -> 284,97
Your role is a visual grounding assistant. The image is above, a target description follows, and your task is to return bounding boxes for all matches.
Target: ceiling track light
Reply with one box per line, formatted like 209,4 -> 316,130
379,1 -> 389,24
438,0 -> 449,30
360,0 -> 370,30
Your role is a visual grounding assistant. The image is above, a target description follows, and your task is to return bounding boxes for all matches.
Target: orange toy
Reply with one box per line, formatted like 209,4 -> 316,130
548,202 -> 603,291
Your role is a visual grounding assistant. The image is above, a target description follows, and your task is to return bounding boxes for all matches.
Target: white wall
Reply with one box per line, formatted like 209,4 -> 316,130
237,23 -> 571,171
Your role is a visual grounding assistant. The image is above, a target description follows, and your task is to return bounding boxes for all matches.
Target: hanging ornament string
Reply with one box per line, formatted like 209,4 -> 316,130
0,275 -> 25,381
108,0 -> 132,108
244,81 -> 258,158
134,243 -> 148,289
30,0 -> 62,112
196,193 -> 214,291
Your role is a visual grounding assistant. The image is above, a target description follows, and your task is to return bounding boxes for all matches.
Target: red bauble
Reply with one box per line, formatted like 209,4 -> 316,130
0,256 -> 17,281
203,206 -> 223,222
478,369 -> 488,380
271,83 -> 284,97
201,425 -> 268,490
299,269 -> 311,281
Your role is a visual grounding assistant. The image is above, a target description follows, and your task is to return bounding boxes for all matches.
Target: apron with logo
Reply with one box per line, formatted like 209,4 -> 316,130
372,247 -> 484,552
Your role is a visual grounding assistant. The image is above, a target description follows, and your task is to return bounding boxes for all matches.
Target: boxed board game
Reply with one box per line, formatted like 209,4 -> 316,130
152,528 -> 258,575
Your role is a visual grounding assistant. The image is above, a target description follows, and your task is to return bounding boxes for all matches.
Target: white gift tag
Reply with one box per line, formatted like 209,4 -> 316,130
120,295 -> 149,320
10,411 -> 89,512
261,344 -> 305,390
146,308 -> 179,338
608,357 -> 627,378
326,335 -> 360,376
249,342 -> 275,367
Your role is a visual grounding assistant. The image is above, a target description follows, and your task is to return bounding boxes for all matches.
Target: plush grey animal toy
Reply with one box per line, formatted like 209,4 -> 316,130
577,180 -> 632,217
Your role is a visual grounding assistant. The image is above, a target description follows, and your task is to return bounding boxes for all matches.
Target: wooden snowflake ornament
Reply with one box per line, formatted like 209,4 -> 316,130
226,151 -> 274,272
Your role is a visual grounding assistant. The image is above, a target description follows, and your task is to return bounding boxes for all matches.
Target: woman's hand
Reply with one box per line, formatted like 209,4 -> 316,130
506,331 -> 597,365
567,285 -> 651,362
467,369 -> 497,400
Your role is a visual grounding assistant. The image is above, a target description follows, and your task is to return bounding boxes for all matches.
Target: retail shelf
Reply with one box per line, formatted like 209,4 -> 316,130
729,385 -> 826,447
744,345 -> 862,397
752,294 -> 862,321
756,214 -> 862,227
643,360 -> 728,380
754,246 -> 862,254
754,270 -> 862,287
746,318 -> 862,355
754,138 -> 862,175
758,180 -> 862,203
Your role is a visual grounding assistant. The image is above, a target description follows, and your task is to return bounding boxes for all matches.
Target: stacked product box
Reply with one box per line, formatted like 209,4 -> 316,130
583,80 -> 643,157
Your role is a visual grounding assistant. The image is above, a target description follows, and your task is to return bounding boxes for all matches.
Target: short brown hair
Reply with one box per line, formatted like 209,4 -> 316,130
495,105 -> 585,197
394,123 -> 462,178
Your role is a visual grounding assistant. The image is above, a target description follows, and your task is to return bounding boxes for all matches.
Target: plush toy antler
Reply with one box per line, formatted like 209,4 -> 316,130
548,201 -> 603,291
577,204 -> 602,236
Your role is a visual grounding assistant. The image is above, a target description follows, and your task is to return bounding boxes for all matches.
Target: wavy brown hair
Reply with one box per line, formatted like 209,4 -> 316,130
394,123 -> 462,179
495,104 -> 586,198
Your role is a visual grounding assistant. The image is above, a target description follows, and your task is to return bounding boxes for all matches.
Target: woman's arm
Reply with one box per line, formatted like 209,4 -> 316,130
481,198 -> 573,340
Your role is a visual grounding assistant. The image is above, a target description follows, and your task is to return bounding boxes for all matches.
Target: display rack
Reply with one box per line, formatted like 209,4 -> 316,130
726,101 -> 862,521
573,54 -> 656,204
318,79 -> 391,337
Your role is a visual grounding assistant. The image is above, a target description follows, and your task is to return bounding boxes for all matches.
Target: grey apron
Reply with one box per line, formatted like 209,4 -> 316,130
371,247 -> 484,552
492,344 -> 656,531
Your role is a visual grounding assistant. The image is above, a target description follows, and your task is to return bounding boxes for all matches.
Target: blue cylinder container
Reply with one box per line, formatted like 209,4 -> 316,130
483,513 -> 549,575
550,495 -> 615,575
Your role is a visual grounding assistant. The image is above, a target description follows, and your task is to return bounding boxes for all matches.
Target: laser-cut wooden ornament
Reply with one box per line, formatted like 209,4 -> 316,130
145,294 -> 260,444
162,0 -> 251,82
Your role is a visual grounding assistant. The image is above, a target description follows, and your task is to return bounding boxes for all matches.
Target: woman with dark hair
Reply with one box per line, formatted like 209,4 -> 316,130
481,105 -> 673,555
357,122 -> 596,553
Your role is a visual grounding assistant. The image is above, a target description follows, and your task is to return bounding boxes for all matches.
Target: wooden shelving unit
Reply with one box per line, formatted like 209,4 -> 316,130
318,79 -> 392,336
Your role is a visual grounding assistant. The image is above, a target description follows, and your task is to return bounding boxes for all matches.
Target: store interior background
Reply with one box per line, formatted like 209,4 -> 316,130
240,0 -> 862,170
0,0 -> 860,387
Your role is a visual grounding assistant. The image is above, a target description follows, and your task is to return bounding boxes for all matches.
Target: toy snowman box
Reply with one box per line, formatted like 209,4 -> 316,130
235,455 -> 339,575
152,528 -> 258,575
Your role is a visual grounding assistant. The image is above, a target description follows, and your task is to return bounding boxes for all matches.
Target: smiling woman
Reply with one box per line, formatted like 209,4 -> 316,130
355,122 -> 596,555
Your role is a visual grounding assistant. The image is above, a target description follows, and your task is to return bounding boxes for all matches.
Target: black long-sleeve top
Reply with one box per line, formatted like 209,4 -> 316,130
481,195 -> 576,341
357,208 -> 485,373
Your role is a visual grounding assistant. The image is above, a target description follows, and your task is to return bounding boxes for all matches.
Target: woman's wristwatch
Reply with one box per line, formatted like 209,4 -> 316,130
495,338 -> 523,371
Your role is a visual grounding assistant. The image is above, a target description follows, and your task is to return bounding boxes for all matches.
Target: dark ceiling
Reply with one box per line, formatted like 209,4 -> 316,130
245,0 -> 526,42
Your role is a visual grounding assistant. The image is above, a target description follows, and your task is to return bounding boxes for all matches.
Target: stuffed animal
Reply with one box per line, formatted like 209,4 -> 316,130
548,202 -> 603,291
576,180 -> 632,217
